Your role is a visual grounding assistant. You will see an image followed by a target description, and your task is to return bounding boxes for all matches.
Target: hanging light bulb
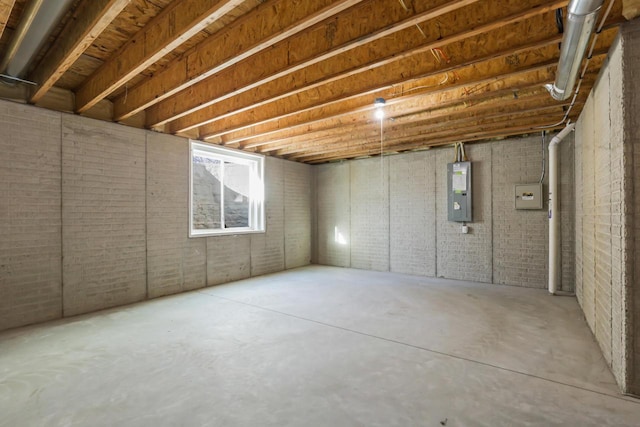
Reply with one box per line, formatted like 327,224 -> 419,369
374,97 -> 385,120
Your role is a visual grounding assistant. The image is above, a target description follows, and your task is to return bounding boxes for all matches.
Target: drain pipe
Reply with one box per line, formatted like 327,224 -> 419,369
545,0 -> 604,100
548,123 -> 575,295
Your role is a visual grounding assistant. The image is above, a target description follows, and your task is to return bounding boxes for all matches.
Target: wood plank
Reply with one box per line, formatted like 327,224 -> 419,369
237,72 -> 561,149
271,93 -> 575,156
0,0 -> 16,41
111,0 -> 367,120
29,0 -> 130,103
146,0 -> 483,127
199,26 -> 616,142
302,116 -> 567,163
259,89 -> 555,153
262,66 -> 598,154
74,0 -> 246,112
225,48 -> 605,149
284,100 -> 587,159
197,33 -> 565,140
168,0 -> 567,133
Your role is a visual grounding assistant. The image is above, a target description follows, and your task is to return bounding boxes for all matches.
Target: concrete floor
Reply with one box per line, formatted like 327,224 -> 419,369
1,266 -> 639,426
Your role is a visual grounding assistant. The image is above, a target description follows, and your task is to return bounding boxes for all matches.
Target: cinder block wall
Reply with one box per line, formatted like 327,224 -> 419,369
313,135 -> 575,290
574,21 -> 639,395
0,101 -> 312,332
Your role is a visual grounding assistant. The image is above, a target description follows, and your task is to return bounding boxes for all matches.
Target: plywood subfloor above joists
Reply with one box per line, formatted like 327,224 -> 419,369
0,0 -> 625,163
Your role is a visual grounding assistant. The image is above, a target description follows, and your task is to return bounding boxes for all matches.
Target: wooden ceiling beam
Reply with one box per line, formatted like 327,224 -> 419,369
0,0 -> 16,41
198,33 -> 565,140
204,26 -> 614,146
238,71 -> 561,150
286,106 -> 575,160
147,0 -> 484,128
171,0 -> 567,134
232,49 -> 605,150
259,87 -> 557,152
262,64 -> 599,154
29,0 -> 130,103
272,93 -> 579,156
111,0 -> 366,121
302,116 -> 566,163
74,0 -> 246,113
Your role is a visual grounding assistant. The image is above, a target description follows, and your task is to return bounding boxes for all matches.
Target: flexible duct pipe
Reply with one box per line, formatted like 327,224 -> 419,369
0,0 -> 75,78
545,0 -> 604,100
548,123 -> 575,295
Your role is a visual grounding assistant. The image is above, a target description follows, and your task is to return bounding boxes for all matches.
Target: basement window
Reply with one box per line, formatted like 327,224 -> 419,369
189,140 -> 265,237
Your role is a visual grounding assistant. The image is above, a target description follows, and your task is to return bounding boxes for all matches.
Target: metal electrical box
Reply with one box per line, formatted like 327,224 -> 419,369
447,161 -> 472,222
514,183 -> 544,210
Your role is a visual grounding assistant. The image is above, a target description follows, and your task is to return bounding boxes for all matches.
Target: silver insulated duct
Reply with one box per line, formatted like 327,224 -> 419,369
545,0 -> 604,100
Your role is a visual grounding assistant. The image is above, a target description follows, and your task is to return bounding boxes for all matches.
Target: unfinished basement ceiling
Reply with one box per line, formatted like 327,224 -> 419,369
0,0 -> 627,163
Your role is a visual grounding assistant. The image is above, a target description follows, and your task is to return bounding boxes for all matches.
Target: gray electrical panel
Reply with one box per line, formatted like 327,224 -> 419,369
515,183 -> 544,210
447,161 -> 472,222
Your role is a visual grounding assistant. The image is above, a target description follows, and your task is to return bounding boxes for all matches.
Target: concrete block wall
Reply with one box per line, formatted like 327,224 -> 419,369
573,20 -> 639,394
314,135 -> 575,289
629,23 -> 640,398
389,151 -> 436,276
251,156 -> 286,276
0,103 -> 62,330
316,163 -> 350,267
62,115 -> 147,316
285,161 -> 313,269
350,158 -> 389,271
0,100 -> 312,332
147,133 -> 206,297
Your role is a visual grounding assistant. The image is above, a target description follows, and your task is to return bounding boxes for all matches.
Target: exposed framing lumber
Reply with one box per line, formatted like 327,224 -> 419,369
262,65 -> 600,154
146,0 -> 483,128
29,0 -> 130,103
235,70 -> 564,149
112,0 -> 366,121
198,33 -> 566,140
170,0 -> 568,134
302,117 -> 567,163
203,26 -> 615,146
0,0 -> 15,42
261,90 -> 557,153
285,100 -> 587,160
74,0 -> 246,113
272,93 -> 583,156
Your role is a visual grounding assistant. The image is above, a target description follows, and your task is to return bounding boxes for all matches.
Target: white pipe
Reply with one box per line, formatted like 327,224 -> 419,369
545,0 -> 604,100
548,123 -> 575,295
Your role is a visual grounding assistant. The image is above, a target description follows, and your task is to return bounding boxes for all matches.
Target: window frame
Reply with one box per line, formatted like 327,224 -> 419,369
189,140 -> 265,237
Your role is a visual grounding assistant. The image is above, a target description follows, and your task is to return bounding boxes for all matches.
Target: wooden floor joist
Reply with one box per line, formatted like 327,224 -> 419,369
29,0 -> 130,103
199,35 -> 565,140
74,0 -> 247,112
172,0 -> 568,134
111,0 -> 367,121
0,0 -> 15,42
146,0 -> 484,128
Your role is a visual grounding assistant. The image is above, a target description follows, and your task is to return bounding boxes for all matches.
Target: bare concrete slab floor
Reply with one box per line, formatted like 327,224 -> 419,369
1,266 -> 639,426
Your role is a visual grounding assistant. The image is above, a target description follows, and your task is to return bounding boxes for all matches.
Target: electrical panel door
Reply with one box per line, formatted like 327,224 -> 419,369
447,161 -> 472,222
